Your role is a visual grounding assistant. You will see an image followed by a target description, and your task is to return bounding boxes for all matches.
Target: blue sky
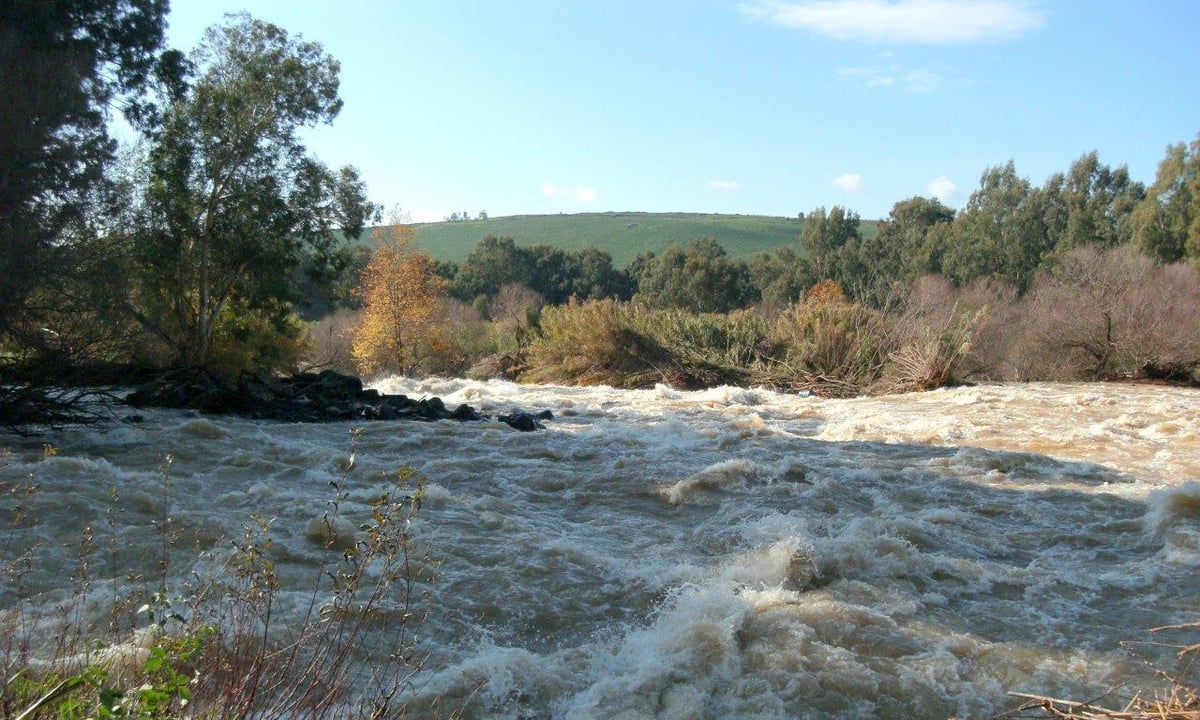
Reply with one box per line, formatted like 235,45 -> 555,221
163,1 -> 1200,222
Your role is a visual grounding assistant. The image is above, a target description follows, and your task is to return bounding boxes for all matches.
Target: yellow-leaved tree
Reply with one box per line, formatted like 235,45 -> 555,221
351,221 -> 448,377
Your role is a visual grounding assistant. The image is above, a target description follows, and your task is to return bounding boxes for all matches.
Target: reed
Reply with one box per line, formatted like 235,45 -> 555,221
0,430 -> 449,719
1002,622 -> 1200,720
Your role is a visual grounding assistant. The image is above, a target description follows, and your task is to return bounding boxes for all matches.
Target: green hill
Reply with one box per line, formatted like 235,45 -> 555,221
398,211 -> 857,267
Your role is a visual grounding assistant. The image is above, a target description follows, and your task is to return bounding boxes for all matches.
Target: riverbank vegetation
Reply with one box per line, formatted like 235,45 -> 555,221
0,437 -> 447,719
2,3 -> 1198,417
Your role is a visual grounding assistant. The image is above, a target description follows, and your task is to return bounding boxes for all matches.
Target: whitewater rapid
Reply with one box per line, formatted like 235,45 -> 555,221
3,380 -> 1199,718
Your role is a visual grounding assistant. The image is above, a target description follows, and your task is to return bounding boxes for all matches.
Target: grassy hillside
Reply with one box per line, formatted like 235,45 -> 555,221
396,212 -> 860,267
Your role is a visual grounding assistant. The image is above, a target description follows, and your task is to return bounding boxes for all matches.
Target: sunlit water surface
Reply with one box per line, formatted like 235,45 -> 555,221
3,380 -> 1199,719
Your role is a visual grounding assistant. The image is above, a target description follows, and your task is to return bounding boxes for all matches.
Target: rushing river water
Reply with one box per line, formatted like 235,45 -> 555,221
3,379 -> 1200,718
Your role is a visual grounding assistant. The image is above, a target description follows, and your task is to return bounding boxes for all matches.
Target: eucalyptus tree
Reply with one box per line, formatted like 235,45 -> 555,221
1042,151 -> 1144,254
942,162 -> 1051,292
634,238 -> 756,313
859,196 -> 956,305
1131,135 -> 1200,263
450,235 -> 528,302
797,206 -> 866,298
0,0 -> 172,347
128,15 -> 377,370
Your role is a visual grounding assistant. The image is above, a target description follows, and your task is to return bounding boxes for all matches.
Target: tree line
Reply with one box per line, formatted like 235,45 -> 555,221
345,144 -> 1199,384
369,143 -> 1197,319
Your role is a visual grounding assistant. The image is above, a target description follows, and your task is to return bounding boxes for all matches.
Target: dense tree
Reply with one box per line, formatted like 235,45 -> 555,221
633,238 -> 756,313
858,196 -> 956,305
1130,135 -> 1200,263
524,245 -> 574,304
451,235 -> 528,301
351,223 -> 447,376
126,15 -> 377,370
749,246 -> 809,308
0,0 -> 174,346
1042,151 -> 1144,254
451,236 -> 630,304
942,161 -> 1051,292
569,247 -> 634,301
797,206 -> 863,296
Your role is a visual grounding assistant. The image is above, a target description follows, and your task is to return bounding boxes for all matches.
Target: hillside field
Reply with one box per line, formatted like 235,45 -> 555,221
375,212 -> 877,267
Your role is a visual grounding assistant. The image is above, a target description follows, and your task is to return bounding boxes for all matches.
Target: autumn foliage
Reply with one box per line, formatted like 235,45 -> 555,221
351,223 -> 448,377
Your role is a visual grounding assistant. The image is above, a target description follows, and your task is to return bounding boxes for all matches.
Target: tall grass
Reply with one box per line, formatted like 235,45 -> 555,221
0,431 -> 447,719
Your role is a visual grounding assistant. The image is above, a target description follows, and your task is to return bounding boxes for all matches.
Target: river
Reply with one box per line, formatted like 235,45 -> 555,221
3,379 -> 1199,718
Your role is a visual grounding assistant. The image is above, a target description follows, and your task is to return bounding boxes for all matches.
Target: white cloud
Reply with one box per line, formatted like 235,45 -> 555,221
542,183 -> 599,203
833,173 -> 865,192
928,176 -> 957,202
742,0 -> 1043,45
902,69 -> 943,93
838,64 -> 943,92
707,180 -> 742,191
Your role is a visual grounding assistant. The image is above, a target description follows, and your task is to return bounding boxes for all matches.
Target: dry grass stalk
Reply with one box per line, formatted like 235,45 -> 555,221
1001,623 -> 1200,720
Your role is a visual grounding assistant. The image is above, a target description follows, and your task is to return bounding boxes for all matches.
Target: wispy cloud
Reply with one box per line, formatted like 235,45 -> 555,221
707,180 -> 742,192
837,64 -> 944,93
927,176 -> 957,202
833,173 -> 865,192
742,0 -> 1043,45
542,183 -> 599,203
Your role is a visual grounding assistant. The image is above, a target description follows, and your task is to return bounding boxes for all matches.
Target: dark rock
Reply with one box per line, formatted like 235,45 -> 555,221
499,411 -> 543,432
535,409 -> 554,421
450,404 -> 484,421
123,369 -> 502,426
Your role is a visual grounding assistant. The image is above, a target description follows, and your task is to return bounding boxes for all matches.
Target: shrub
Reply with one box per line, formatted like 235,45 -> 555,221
305,308 -> 361,376
878,275 -> 1000,392
1017,246 -> 1200,381
523,299 -> 668,387
631,309 -> 772,388
207,300 -> 312,379
766,293 -> 892,394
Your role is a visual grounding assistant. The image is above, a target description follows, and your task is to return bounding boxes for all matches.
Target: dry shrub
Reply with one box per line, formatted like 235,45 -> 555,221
879,275 -> 1012,391
767,293 -> 892,394
432,298 -> 496,378
1017,246 -> 1200,381
305,308 -> 360,376
1,437 -> 442,719
488,283 -> 545,361
524,299 -> 668,387
1122,262 -> 1200,381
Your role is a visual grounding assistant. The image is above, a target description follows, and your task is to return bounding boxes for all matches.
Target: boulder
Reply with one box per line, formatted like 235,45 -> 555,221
499,411 -> 544,432
126,370 -> 552,431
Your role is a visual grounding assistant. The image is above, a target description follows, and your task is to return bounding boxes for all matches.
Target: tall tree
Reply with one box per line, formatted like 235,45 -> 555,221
749,246 -> 809,308
351,223 -> 448,377
634,238 -> 756,313
1130,135 -> 1200,263
1042,151 -> 1144,253
127,15 -> 377,370
798,206 -> 863,295
860,196 -> 956,304
568,247 -> 633,301
942,161 -> 1051,292
0,0 -> 172,345
450,235 -> 528,302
